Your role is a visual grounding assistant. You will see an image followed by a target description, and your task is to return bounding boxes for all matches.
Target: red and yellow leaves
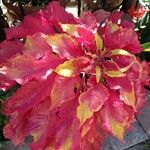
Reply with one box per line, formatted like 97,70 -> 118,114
102,49 -> 137,78
106,76 -> 138,111
6,12 -> 54,40
120,81 -> 136,110
60,23 -> 102,53
77,82 -> 109,125
1,2 -> 149,150
79,83 -> 109,112
55,57 -> 91,77
101,21 -> 142,53
0,51 -> 62,84
77,103 -> 93,126
109,119 -> 125,140
0,33 -> 64,85
99,90 -> 135,140
46,34 -> 84,59
24,33 -> 52,57
81,120 -> 104,150
3,97 -> 52,146
51,76 -> 81,109
4,74 -> 55,115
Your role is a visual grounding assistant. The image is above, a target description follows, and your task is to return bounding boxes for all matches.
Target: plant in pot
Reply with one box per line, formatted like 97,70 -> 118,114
0,1 -> 149,149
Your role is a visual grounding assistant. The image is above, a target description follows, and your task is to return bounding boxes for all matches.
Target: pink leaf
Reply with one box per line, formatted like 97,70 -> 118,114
79,82 -> 109,112
6,11 -> 54,39
0,52 -> 62,84
93,9 -> 110,23
102,22 -> 142,53
0,40 -> 23,64
0,73 -> 15,91
46,34 -> 84,59
80,11 -> 97,30
46,1 -> 77,24
99,90 -> 135,140
4,74 -> 55,114
51,76 -> 81,109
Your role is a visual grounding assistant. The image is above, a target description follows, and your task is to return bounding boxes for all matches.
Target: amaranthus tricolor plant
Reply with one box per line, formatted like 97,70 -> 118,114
0,2 -> 150,149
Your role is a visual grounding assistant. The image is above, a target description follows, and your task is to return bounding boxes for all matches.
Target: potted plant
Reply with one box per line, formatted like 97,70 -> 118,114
0,1 -> 149,149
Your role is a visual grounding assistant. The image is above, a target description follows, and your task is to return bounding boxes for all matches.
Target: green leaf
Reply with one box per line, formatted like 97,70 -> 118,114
142,42 -> 150,52
140,12 -> 150,26
0,84 -> 20,100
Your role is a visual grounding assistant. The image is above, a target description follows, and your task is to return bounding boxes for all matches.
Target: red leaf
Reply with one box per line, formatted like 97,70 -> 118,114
60,24 -> 97,53
79,82 -> 109,112
46,34 -> 84,59
80,11 -> 97,30
6,12 -> 54,39
4,74 -> 55,114
0,40 -> 23,64
102,22 -> 142,53
0,73 -> 15,91
29,99 -> 78,149
46,1 -> 77,24
51,76 -> 81,109
55,57 -> 91,77
0,52 -> 62,84
24,33 -> 52,58
99,90 -> 135,140
93,9 -> 110,23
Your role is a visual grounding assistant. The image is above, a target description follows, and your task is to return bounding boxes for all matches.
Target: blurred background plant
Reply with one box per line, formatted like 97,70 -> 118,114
5,0 -> 51,6
0,84 -> 20,147
2,0 -> 53,20
135,0 -> 150,61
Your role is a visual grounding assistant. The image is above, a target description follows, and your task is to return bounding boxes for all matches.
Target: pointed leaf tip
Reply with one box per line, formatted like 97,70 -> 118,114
77,103 -> 93,126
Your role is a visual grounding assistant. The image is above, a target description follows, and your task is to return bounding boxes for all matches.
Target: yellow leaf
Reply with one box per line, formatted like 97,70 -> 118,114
25,36 -> 33,49
45,137 -> 71,150
95,34 -> 103,50
31,133 -> 39,141
77,103 -> 93,125
111,49 -> 133,56
96,66 -> 101,83
108,22 -> 119,32
45,147 -> 53,150
120,82 -> 136,110
60,24 -> 79,37
54,59 -> 74,77
55,57 -> 90,77
61,137 -> 72,150
110,119 -> 125,140
46,34 -> 61,45
46,34 -> 78,52
105,70 -> 125,77
81,127 -> 89,138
